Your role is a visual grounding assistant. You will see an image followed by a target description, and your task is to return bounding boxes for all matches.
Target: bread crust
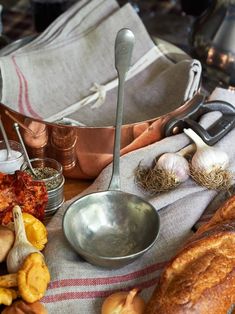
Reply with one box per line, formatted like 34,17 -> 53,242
145,195 -> 235,314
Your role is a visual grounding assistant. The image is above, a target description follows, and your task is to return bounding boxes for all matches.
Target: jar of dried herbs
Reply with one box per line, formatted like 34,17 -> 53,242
21,158 -> 64,216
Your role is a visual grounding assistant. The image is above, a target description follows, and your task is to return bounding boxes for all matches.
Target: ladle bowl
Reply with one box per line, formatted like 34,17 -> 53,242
63,190 -> 160,268
63,28 -> 160,268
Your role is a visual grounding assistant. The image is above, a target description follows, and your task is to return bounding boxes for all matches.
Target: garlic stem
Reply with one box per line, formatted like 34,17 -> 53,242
183,128 -> 229,174
177,143 -> 196,157
13,205 -> 28,243
183,128 -> 209,149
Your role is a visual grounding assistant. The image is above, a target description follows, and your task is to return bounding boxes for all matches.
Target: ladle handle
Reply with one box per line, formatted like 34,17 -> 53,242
108,28 -> 135,191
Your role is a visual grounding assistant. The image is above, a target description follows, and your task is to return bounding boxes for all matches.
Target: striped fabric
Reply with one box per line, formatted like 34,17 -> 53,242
0,0 -> 201,123
43,91 -> 235,312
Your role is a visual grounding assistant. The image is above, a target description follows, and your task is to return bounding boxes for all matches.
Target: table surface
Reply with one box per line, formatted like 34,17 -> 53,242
63,178 -> 92,201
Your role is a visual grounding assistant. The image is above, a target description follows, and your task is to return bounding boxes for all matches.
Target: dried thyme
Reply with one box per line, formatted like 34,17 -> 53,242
26,167 -> 62,190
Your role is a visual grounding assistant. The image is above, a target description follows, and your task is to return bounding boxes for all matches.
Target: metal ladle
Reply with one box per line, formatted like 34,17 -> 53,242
0,115 -> 12,160
13,123 -> 37,177
63,29 -> 160,268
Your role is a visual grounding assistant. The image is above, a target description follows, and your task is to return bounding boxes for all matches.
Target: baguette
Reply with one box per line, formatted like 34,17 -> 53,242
145,194 -> 235,314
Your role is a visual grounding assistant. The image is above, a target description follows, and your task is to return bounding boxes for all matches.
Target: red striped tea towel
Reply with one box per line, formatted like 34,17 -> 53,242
43,88 -> 235,313
0,0 -> 201,126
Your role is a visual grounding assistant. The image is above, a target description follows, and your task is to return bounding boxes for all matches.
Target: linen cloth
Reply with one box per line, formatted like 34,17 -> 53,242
43,87 -> 235,313
0,0 -> 201,126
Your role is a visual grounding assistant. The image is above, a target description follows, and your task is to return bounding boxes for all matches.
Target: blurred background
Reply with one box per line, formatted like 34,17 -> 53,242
0,0 -> 212,50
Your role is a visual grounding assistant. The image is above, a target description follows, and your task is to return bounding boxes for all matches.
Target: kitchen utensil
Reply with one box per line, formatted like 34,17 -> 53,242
0,115 -> 12,160
62,28 -> 160,268
163,93 -> 235,145
13,122 -> 37,177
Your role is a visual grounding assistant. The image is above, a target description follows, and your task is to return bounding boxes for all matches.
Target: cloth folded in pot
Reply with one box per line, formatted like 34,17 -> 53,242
43,88 -> 235,313
0,0 -> 202,179
0,0 -> 201,125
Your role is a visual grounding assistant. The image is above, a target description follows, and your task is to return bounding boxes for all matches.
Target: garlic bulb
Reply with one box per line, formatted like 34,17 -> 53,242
183,128 -> 232,190
134,148 -> 192,194
7,205 -> 41,273
101,288 -> 145,314
183,128 -> 229,172
156,152 -> 189,183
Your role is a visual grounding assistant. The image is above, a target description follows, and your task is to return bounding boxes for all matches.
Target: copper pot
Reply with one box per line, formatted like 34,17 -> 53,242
1,93 -> 234,179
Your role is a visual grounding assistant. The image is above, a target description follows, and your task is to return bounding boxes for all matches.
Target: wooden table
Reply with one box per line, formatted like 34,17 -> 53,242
63,178 -> 93,201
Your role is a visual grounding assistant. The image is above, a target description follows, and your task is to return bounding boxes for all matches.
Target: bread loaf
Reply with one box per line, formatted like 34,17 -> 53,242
145,194 -> 235,314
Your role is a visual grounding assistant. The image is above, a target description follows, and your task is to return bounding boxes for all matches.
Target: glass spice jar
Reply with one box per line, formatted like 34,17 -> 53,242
21,157 -> 64,216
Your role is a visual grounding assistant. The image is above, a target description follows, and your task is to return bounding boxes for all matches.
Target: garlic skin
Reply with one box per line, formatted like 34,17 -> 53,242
191,146 -> 229,172
6,205 -> 41,274
101,288 -> 145,314
135,151 -> 190,194
156,152 -> 189,183
184,128 -> 229,172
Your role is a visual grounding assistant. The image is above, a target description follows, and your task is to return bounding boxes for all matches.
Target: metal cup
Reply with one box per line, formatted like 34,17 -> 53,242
21,157 -> 64,216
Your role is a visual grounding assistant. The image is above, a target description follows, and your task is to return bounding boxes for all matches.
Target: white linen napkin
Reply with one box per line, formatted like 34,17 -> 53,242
0,0 -> 201,125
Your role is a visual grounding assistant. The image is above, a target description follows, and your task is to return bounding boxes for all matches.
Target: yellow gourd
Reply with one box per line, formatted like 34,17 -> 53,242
22,213 -> 48,251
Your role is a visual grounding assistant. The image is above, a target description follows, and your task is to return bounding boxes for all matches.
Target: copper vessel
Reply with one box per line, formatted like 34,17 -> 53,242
1,92 -> 234,179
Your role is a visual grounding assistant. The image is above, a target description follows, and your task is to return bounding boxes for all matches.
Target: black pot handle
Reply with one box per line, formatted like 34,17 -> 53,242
164,97 -> 235,145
